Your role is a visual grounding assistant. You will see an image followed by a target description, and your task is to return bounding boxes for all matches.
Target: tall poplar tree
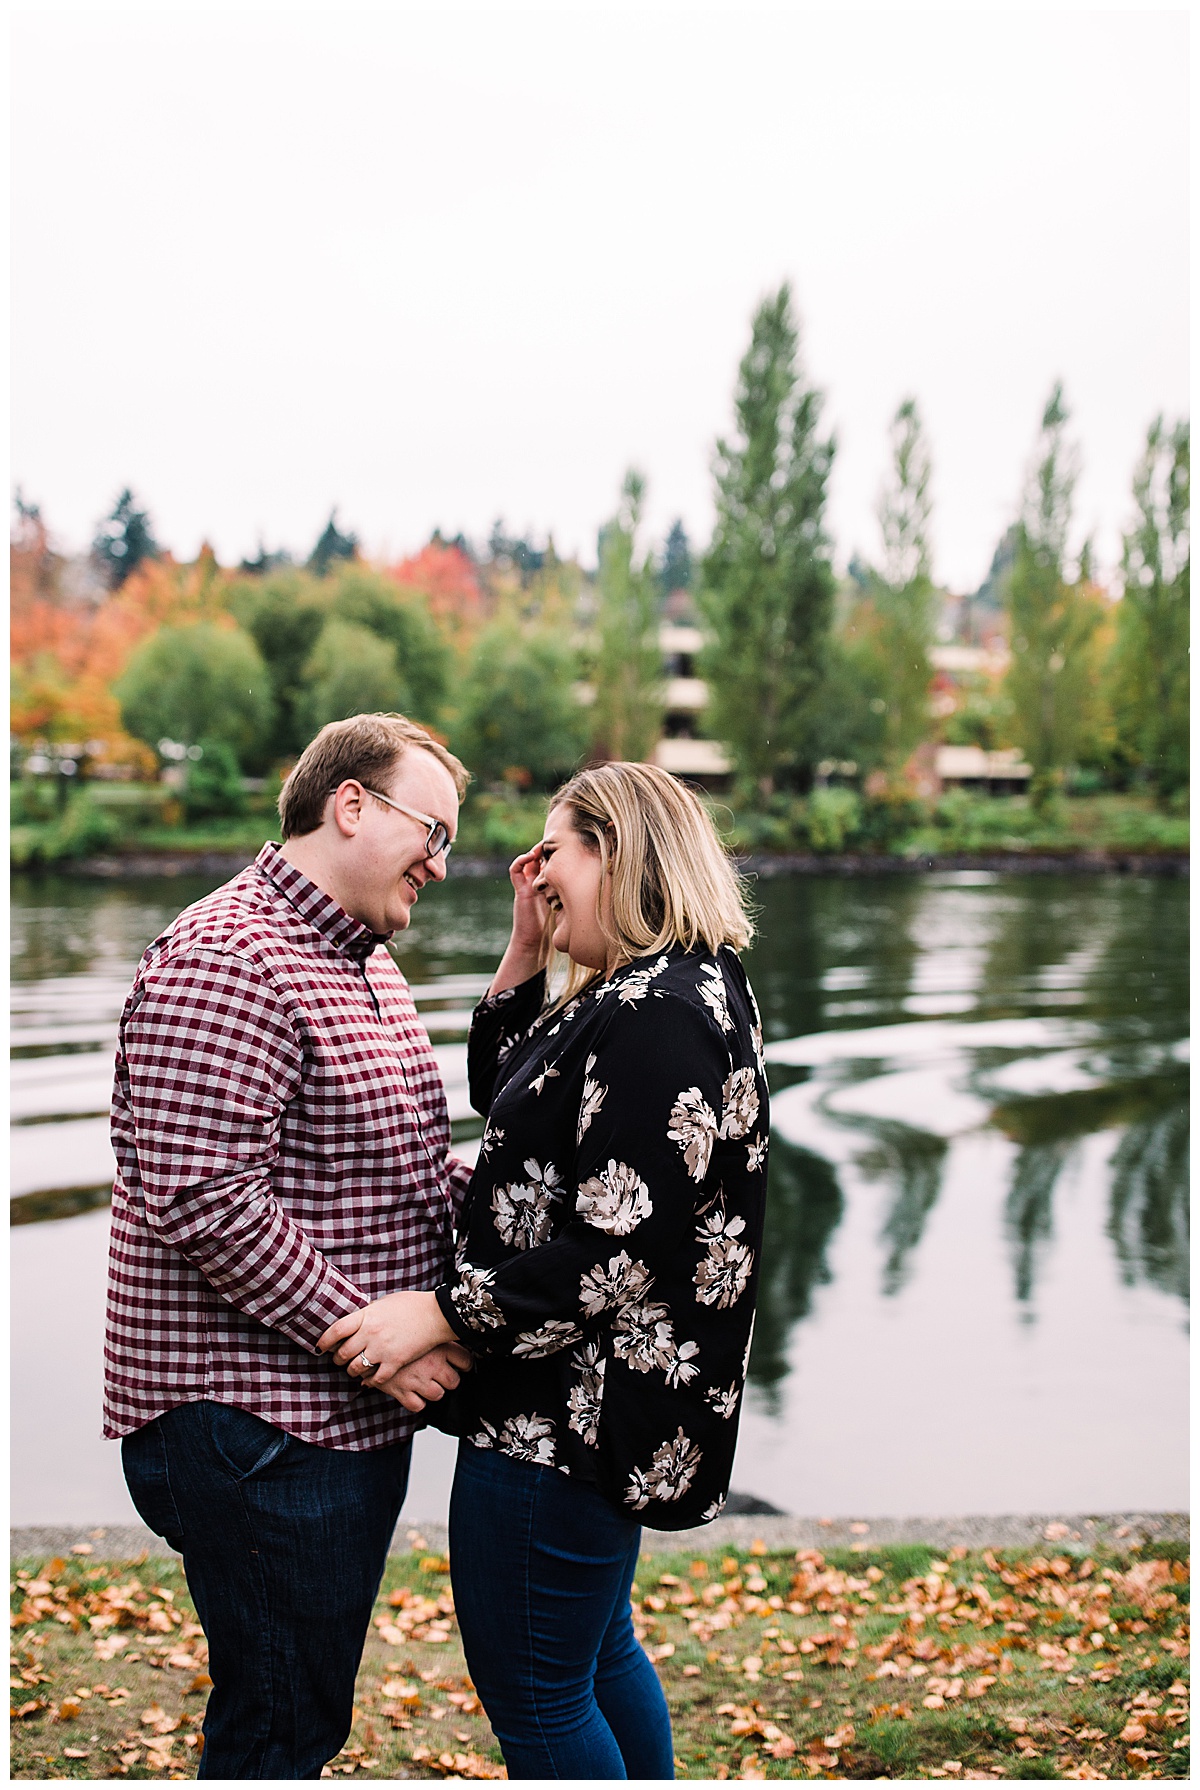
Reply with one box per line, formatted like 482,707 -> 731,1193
1107,416 -> 1190,799
1003,384 -> 1105,807
842,398 -> 937,772
700,284 -> 836,796
589,469 -> 663,763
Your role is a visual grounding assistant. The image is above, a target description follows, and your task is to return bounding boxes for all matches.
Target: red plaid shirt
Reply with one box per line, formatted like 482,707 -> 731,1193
103,843 -> 472,1450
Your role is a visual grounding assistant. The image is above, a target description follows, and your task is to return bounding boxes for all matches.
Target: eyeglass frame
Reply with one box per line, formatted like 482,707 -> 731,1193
330,782 -> 453,860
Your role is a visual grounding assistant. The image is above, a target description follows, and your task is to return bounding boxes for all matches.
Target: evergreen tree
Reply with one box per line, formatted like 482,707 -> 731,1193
1003,384 -> 1106,806
659,519 -> 693,596
93,488 -> 159,590
699,284 -> 836,796
589,469 -> 663,763
308,509 -> 359,577
1108,416 -> 1190,798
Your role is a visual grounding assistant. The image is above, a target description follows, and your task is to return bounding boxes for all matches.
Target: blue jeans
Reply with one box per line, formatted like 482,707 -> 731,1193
449,1441 -> 675,1779
122,1401 -> 410,1780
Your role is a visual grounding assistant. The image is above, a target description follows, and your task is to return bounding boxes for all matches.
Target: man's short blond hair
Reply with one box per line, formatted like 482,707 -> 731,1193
278,714 -> 470,838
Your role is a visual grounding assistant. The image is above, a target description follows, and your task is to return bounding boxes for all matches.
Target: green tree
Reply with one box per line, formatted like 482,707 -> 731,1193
228,569 -> 327,757
300,619 -> 407,734
837,398 -> 937,774
1003,384 -> 1106,807
184,740 -> 248,821
325,566 -> 450,725
308,509 -> 359,577
700,284 -> 837,796
589,470 -> 663,763
453,610 -> 586,789
92,488 -> 160,590
115,622 -> 273,766
1107,416 -> 1190,799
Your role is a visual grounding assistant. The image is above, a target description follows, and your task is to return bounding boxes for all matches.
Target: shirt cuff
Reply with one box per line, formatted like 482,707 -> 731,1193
434,1281 -> 478,1348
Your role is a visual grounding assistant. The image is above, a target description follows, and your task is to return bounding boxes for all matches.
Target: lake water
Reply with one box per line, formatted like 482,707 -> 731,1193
11,867 -> 1189,1525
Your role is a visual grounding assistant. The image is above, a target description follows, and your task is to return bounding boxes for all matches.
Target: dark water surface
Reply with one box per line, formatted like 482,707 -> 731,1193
11,869 -> 1188,1522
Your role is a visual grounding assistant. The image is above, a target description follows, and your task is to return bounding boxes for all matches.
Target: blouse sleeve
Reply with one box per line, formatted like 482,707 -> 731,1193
466,971 -> 547,1115
437,988 -> 729,1359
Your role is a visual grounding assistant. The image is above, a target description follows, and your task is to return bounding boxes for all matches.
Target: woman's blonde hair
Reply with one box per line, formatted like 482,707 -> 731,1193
546,762 -> 754,1000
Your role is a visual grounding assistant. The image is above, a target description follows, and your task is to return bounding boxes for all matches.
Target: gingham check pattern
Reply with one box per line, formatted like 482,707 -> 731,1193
103,843 -> 473,1450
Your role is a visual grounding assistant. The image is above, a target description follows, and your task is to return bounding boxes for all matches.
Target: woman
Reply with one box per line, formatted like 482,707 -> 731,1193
322,763 -> 769,1780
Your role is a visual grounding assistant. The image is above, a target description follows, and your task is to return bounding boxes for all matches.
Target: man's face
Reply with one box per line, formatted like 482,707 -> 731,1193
342,750 -> 460,936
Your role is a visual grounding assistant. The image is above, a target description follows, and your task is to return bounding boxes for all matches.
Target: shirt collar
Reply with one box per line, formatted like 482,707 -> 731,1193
254,842 -> 391,959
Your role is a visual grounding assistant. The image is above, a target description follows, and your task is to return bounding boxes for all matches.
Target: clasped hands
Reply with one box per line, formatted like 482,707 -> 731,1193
318,1291 -> 471,1413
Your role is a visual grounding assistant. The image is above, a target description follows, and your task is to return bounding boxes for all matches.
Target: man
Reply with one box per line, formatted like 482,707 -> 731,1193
105,712 -> 473,1779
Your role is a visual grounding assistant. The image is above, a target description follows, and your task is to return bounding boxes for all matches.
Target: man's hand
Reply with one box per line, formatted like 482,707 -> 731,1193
371,1342 -> 474,1413
317,1290 -> 458,1381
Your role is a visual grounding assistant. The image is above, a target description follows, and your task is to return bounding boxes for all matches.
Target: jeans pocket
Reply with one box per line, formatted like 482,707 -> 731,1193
122,1420 -> 185,1550
201,1402 -> 292,1482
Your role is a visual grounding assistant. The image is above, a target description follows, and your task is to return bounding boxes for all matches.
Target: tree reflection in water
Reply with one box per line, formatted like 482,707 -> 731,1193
748,1135 -> 842,1405
993,1069 -> 1189,1307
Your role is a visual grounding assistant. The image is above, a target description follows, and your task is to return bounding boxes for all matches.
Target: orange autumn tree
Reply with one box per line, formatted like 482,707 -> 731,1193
11,517 -> 233,773
388,538 -> 483,634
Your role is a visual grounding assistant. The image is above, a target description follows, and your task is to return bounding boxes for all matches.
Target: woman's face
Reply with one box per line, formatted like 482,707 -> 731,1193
534,803 -> 612,972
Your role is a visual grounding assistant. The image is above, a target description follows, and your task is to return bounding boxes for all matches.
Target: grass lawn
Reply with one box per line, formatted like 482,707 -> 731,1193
11,1539 -> 1189,1780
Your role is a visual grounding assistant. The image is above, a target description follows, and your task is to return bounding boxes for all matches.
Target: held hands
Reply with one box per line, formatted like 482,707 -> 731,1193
317,1291 -> 468,1411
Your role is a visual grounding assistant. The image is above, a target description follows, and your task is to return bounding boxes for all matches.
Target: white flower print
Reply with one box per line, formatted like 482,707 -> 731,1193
513,1319 -> 583,1359
469,1417 -> 498,1449
697,959 -> 733,1032
566,1340 -> 606,1446
576,1054 -> 607,1143
719,1067 -> 759,1140
751,1020 -> 766,1078
496,1413 -> 557,1466
528,1061 -> 560,1095
578,1251 -> 653,1318
668,1087 -> 718,1181
496,1030 -> 523,1065
615,954 -> 671,1005
491,1158 -> 564,1250
664,1337 -> 701,1389
575,1160 -> 652,1235
450,1263 -> 505,1332
701,1495 -> 727,1523
624,1428 -> 703,1510
613,1298 -> 676,1374
480,1123 -> 505,1157
694,1203 -> 755,1309
745,1133 -> 767,1173
705,1382 -> 740,1420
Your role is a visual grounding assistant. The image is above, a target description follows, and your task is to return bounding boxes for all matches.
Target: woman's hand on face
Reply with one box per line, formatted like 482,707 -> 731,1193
508,844 -> 549,951
486,844 -> 551,995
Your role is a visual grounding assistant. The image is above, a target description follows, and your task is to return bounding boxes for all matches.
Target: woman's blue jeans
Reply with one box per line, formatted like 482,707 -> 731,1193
449,1441 -> 675,1779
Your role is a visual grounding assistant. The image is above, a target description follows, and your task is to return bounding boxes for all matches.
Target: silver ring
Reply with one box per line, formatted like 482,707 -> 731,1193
358,1351 -> 376,1371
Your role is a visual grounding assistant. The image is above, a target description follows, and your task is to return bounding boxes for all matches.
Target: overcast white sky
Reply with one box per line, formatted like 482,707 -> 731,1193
11,5 -> 1189,591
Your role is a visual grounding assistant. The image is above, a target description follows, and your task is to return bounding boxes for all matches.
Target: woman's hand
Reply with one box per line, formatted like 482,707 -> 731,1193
317,1290 -> 458,1380
488,844 -> 551,996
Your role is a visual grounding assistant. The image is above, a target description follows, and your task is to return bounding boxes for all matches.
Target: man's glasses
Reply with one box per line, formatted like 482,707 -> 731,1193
333,785 -> 453,859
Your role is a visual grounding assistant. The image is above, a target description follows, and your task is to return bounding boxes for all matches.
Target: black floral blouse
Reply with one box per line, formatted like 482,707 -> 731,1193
433,944 -> 769,1530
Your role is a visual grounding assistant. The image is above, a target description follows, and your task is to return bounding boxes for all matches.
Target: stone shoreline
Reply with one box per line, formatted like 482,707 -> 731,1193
12,1510 -> 1188,1562
26,848 -> 1193,880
